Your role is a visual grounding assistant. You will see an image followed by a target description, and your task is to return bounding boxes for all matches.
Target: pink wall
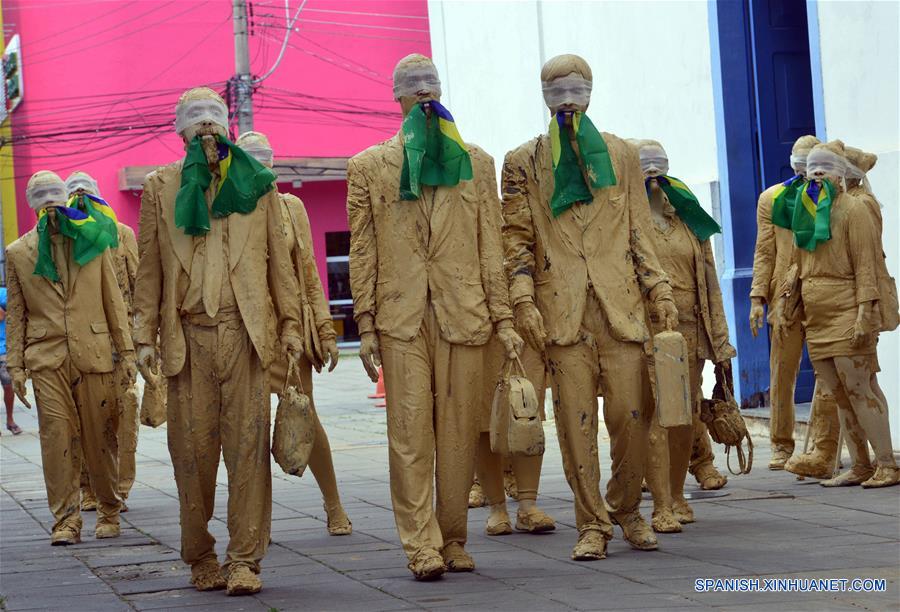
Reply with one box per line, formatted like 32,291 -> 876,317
283,179 -> 349,300
5,0 -> 429,232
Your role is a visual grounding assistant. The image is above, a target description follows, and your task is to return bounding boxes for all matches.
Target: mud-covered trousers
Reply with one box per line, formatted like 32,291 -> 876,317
33,357 -> 120,533
166,317 -> 272,573
379,305 -> 482,560
546,290 -> 653,540
81,360 -> 139,499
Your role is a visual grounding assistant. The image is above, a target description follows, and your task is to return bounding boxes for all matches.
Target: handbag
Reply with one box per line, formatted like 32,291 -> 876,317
700,362 -> 753,475
877,273 -> 899,332
652,330 -> 693,428
490,356 -> 544,457
139,371 -> 167,428
271,358 -> 317,476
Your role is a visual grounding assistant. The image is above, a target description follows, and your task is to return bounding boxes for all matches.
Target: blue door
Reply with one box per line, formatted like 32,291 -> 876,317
749,0 -> 817,402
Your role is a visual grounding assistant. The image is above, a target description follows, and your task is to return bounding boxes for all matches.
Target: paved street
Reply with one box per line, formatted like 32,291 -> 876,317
1,358 -> 898,611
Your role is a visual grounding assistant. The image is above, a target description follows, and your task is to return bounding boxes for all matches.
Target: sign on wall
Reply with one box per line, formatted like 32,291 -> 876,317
2,34 -> 23,123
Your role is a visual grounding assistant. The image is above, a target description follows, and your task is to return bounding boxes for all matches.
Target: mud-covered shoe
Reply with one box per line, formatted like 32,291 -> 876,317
571,529 -> 607,561
768,444 -> 794,470
190,559 -> 226,592
468,481 -> 486,508
820,465 -> 875,487
515,507 -> 556,533
326,504 -> 352,536
611,511 -> 658,551
95,522 -> 120,539
50,526 -> 81,546
226,563 -> 262,596
672,498 -> 695,524
408,548 -> 446,581
861,466 -> 900,489
485,506 -> 513,536
784,449 -> 836,480
441,542 -> 474,572
651,508 -> 682,533
694,463 -> 728,490
80,489 -> 98,512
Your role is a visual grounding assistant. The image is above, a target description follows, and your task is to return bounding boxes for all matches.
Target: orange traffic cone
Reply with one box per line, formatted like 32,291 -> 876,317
368,367 -> 385,399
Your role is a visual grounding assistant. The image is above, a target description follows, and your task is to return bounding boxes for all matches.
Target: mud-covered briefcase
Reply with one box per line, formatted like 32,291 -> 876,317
652,330 -> 692,428
490,356 -> 544,457
271,358 -> 316,476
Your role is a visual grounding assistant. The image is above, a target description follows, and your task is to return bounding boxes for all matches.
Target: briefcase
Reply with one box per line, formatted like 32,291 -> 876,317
490,356 -> 544,457
652,330 -> 692,428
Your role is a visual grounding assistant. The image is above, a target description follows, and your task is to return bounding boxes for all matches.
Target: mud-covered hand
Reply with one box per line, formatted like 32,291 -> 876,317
322,337 -> 340,373
359,331 -> 381,383
749,297 -> 766,338
514,302 -> 546,351
654,297 -> 679,331
497,323 -> 525,360
10,368 -> 30,409
282,334 -> 304,363
851,301 -> 874,348
136,343 -> 158,379
122,352 -> 138,386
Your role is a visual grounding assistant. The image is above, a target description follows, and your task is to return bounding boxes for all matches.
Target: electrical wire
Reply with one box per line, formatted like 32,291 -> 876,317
253,0 -> 308,84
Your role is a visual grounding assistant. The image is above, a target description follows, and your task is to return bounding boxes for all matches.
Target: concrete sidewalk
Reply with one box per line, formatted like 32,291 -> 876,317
1,358 -> 898,611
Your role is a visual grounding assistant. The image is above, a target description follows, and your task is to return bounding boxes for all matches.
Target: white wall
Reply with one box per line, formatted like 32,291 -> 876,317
427,0 -> 718,185
814,0 -> 900,445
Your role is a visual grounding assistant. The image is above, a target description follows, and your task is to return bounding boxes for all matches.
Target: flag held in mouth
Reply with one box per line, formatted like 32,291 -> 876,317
399,100 -> 473,201
34,205 -> 117,281
649,175 -> 721,241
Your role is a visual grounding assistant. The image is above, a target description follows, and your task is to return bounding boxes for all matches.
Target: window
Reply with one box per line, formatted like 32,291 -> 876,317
325,231 -> 358,344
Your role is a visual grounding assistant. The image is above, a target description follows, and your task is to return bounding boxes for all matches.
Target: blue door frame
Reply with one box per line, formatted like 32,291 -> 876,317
708,0 -> 817,405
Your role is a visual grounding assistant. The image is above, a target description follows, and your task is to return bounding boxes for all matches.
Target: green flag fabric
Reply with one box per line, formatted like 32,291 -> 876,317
650,175 -> 721,241
400,100 -> 473,201
548,111 -> 616,217
175,135 -> 277,236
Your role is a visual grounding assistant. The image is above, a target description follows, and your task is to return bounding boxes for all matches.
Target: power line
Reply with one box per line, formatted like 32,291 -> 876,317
253,0 -> 307,84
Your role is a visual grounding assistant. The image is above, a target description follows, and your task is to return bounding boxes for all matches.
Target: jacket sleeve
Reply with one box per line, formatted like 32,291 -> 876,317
292,198 -> 337,342
500,148 -> 537,307
346,157 -> 377,334
132,177 -> 163,347
265,190 -> 302,341
624,143 -> 672,303
475,149 -> 514,327
101,250 -> 134,356
5,254 -> 26,372
750,189 -> 776,302
122,225 -> 139,300
702,239 -> 737,362
847,198 -> 880,305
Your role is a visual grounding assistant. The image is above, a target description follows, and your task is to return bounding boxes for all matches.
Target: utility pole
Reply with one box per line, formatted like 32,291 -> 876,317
232,0 -> 254,134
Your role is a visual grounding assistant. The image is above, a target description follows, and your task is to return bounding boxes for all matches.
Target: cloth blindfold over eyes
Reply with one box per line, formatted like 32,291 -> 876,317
175,99 -> 229,135
393,67 -> 442,98
542,74 -> 592,109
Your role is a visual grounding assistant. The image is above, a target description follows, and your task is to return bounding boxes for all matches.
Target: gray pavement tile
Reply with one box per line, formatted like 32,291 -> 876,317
73,543 -> 181,568
363,573 -> 503,598
5,592 -> 131,612
420,586 -> 573,610
257,578 -> 416,611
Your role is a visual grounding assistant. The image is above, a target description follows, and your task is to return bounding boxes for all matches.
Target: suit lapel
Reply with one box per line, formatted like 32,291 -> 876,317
159,163 -> 195,276
535,136 -> 583,253
227,198 -> 255,271
21,230 -> 65,298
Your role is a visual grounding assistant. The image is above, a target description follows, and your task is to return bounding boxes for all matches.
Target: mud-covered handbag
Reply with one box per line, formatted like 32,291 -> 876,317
139,371 -> 167,427
271,358 -> 317,476
700,362 -> 753,475
877,273 -> 899,332
490,356 -> 544,457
